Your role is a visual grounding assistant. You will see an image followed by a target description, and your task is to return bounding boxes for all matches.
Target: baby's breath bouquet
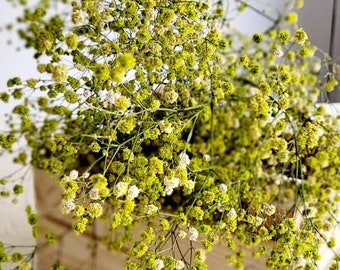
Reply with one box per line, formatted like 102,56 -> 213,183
1,0 -> 340,269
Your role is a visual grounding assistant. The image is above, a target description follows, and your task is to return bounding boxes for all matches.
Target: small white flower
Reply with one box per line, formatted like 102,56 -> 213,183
113,182 -> 129,198
72,10 -> 86,24
83,89 -> 91,98
335,64 -> 340,80
89,187 -> 100,200
254,216 -> 264,227
94,1 -> 105,12
179,152 -> 190,167
153,43 -> 162,53
61,199 -> 76,214
99,21 -> 106,29
217,202 -> 225,212
183,180 -> 195,190
107,91 -> 122,104
227,208 -> 237,219
83,172 -> 90,179
196,249 -> 207,262
102,101 -> 109,108
178,230 -> 187,239
159,120 -> 174,134
164,186 -> 174,196
202,81 -> 211,91
203,154 -> 211,162
262,203 -> 276,216
163,91 -> 179,104
69,170 -> 79,180
219,183 -> 228,192
198,23 -> 209,38
175,260 -> 185,270
127,185 -> 140,200
155,259 -> 164,270
164,176 -> 180,195
272,47 -> 284,57
310,57 -> 322,73
188,227 -> 199,241
216,54 -> 225,65
164,177 -> 180,189
145,204 -> 158,215
247,87 -> 258,97
232,118 -> 240,128
194,77 -> 202,84
226,53 -> 237,64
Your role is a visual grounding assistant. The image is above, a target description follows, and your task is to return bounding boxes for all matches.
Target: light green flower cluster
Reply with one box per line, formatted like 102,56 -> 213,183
1,0 -> 340,269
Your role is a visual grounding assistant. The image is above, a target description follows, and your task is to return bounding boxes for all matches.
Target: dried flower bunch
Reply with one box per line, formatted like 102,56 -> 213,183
1,0 -> 340,269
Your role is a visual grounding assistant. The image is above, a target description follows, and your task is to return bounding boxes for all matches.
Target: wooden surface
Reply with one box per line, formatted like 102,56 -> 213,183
34,169 -> 272,270
34,169 -> 340,270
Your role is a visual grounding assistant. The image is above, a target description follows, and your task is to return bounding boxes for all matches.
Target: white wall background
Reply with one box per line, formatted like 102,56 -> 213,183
297,0 -> 340,101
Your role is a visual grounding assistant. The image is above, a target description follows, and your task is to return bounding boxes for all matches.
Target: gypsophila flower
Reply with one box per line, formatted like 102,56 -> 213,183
107,91 -> 122,105
272,47 -> 284,57
114,96 -> 131,111
89,187 -> 100,200
61,199 -> 76,214
83,172 -> 90,179
127,185 -> 140,200
247,87 -> 258,97
113,182 -> 129,198
87,202 -> 103,218
69,170 -> 79,180
72,10 -> 86,24
295,28 -> 308,45
202,81 -> 211,91
203,154 -> 211,162
217,202 -> 226,212
188,227 -> 199,241
18,262 -> 32,270
178,230 -> 187,239
183,180 -> 195,190
52,64 -> 68,83
3,1 -> 340,269
145,204 -> 158,215
164,176 -> 180,195
179,152 -> 190,167
219,183 -> 228,192
198,22 -> 209,37
310,57 -> 322,73
163,91 -> 179,104
164,186 -> 174,196
83,90 -> 91,98
159,120 -> 174,134
155,259 -> 165,270
194,77 -> 202,84
74,205 -> 85,217
262,203 -> 276,216
175,260 -> 185,270
254,216 -> 264,227
195,249 -> 207,262
227,208 -> 237,219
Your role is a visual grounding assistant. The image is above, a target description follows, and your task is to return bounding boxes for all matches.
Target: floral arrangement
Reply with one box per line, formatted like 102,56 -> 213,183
1,0 -> 340,269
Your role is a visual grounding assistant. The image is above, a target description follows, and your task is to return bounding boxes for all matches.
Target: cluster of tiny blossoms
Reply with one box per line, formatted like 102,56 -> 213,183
1,0 -> 340,269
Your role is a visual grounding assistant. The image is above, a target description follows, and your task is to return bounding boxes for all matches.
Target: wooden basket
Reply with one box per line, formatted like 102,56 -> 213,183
33,169 -> 294,270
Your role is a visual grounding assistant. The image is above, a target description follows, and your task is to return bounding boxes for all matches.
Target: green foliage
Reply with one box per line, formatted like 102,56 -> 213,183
1,0 -> 340,269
